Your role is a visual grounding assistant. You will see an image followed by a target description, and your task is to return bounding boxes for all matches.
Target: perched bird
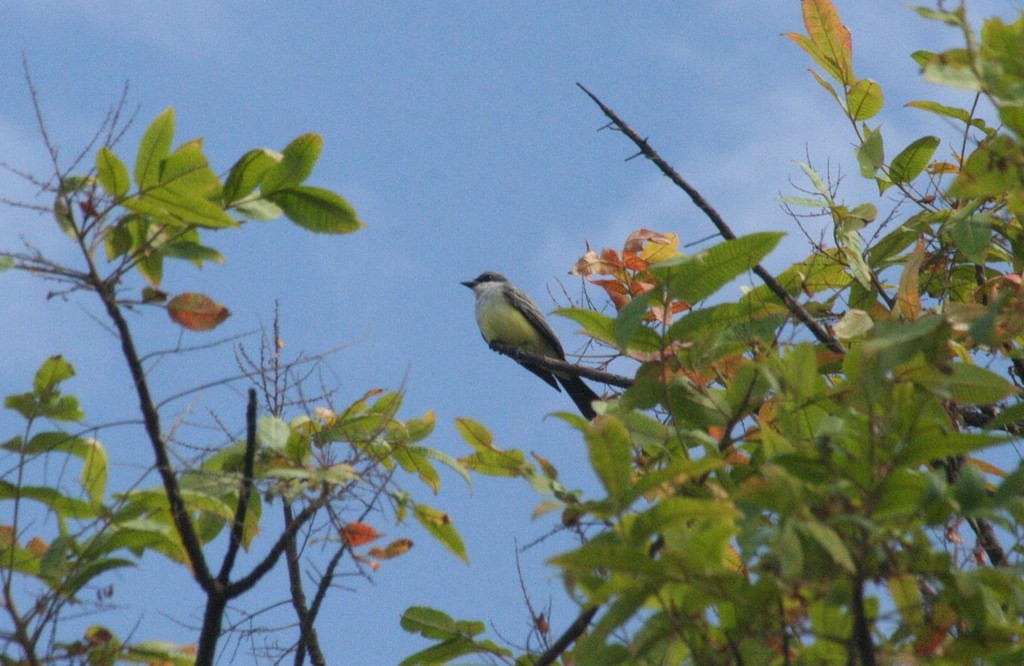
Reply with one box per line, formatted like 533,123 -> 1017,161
461,271 -> 599,419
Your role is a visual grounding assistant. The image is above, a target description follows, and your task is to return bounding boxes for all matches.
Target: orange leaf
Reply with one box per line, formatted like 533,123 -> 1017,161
896,238 -> 924,320
167,292 -> 231,331
26,536 -> 48,558
966,456 -> 1007,478
801,0 -> 853,84
531,452 -> 559,480
340,521 -> 381,547
368,538 -> 414,559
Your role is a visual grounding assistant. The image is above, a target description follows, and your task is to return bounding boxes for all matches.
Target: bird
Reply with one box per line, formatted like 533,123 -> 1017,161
461,271 -> 599,419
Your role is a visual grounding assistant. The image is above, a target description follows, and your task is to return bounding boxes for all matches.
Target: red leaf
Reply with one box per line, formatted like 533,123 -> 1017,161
340,521 -> 381,547
167,292 -> 231,331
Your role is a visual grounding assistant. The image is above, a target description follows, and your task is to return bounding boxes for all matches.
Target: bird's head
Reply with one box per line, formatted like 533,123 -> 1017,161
461,271 -> 508,290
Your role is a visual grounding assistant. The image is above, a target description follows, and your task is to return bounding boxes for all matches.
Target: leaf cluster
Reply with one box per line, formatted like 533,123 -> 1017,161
407,2 -> 1024,663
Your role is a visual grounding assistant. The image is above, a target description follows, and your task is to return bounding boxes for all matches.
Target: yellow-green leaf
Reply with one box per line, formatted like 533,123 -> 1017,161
890,136 -> 940,184
414,504 -> 467,564
268,186 -> 363,234
135,108 -> 174,189
96,147 -> 130,198
847,78 -> 883,120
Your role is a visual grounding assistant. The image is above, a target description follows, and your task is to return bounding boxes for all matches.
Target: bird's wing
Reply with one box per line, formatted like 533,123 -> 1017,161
502,283 -> 566,359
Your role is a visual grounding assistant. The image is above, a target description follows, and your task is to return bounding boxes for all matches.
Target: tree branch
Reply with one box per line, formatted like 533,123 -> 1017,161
488,341 -> 633,389
90,276 -> 215,588
534,605 -> 599,666
576,82 -> 845,355
218,389 -> 258,583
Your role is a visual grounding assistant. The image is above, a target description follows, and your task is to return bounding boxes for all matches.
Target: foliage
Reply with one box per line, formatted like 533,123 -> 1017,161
0,98 -> 469,664
405,2 -> 1024,664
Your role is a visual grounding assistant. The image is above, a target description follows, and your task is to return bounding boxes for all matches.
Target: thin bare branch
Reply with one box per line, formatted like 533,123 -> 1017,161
576,82 -> 845,355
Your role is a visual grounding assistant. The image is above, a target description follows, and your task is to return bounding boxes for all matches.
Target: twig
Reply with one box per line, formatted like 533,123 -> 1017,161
576,83 -> 845,355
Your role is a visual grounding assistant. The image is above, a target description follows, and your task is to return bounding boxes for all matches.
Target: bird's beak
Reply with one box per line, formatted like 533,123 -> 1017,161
460,280 -> 476,289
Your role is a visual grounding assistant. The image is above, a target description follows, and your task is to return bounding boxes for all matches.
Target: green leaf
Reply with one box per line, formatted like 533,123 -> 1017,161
921,48 -> 981,90
233,196 -> 283,221
953,465 -> 988,512
0,255 -> 12,272
5,363 -> 84,421
260,133 -> 323,194
613,291 -> 653,351
398,639 -> 481,666
911,6 -> 966,27
847,78 -> 883,120
654,232 -> 785,304
24,432 -> 108,505
808,69 -> 841,106
163,239 -> 226,266
62,556 -> 136,596
408,445 -> 471,490
460,448 -> 530,478
949,217 -> 992,264
906,100 -> 991,133
944,363 -> 1017,405
414,504 -> 467,563
267,186 -> 364,234
159,139 -> 222,197
121,641 -> 198,666
400,606 -> 458,639
135,107 -> 175,189
800,161 -> 835,206
96,147 -> 131,198
122,186 -> 238,229
586,417 -> 633,507
394,446 -> 442,493
835,215 -> 872,289
0,481 -> 100,519
454,417 -> 494,452
555,307 -> 618,348
889,136 -> 939,184
857,125 -> 885,178
833,309 -> 874,340
897,432 -> 1007,467
949,135 -> 1024,199
777,522 -> 804,580
33,355 -> 75,395
223,149 -> 278,204
797,520 -> 855,573
257,416 -> 291,451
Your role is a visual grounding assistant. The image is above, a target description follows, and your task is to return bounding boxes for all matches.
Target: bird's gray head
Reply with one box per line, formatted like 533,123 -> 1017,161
461,271 -> 508,289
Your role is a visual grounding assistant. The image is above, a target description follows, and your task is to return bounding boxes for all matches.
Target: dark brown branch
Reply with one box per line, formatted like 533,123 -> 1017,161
225,491 -> 332,598
534,605 -> 599,666
941,455 -> 1007,567
218,389 -> 258,582
284,504 -> 327,666
488,341 -> 633,389
969,516 -> 1006,566
851,576 -> 877,666
90,276 -> 214,587
576,82 -> 845,355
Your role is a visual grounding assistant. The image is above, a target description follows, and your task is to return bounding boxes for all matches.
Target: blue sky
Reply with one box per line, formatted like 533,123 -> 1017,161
2,2 -> 1021,663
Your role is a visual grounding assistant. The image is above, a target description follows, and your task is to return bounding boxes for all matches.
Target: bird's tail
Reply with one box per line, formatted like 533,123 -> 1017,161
558,375 -> 600,420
